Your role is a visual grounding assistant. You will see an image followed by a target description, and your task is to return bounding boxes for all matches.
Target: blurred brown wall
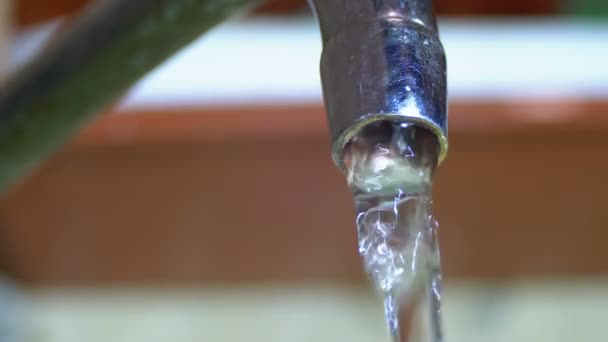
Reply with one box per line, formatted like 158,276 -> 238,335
0,100 -> 606,286
15,0 -> 559,27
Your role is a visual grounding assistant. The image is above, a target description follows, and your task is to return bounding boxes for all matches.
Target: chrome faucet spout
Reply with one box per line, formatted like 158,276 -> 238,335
309,0 -> 448,170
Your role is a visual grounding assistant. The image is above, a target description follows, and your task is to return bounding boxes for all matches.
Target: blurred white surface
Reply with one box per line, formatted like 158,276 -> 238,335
10,18 -> 608,109
21,281 -> 608,342
0,276 -> 25,342
122,18 -> 608,108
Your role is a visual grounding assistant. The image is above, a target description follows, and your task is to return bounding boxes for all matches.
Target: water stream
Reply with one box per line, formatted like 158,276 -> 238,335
344,121 -> 443,342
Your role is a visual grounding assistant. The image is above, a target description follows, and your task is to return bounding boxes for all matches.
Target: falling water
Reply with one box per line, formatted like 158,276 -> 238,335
344,121 -> 443,342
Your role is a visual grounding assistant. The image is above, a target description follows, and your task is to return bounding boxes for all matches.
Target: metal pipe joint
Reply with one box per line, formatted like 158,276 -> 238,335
309,0 -> 448,170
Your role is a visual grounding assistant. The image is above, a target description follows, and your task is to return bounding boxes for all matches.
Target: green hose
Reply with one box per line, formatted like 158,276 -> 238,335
0,0 -> 259,193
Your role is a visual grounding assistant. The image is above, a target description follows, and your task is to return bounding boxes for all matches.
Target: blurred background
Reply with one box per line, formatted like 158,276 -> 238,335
0,0 -> 608,341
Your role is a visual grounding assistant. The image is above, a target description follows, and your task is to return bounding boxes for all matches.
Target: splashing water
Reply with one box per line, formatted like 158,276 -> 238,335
344,121 -> 443,342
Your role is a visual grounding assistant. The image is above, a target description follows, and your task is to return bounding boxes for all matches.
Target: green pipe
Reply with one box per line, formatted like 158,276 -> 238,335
0,0 -> 259,193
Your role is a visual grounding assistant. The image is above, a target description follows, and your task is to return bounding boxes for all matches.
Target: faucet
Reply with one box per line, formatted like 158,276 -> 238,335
310,0 -> 448,171
0,0 -> 447,191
